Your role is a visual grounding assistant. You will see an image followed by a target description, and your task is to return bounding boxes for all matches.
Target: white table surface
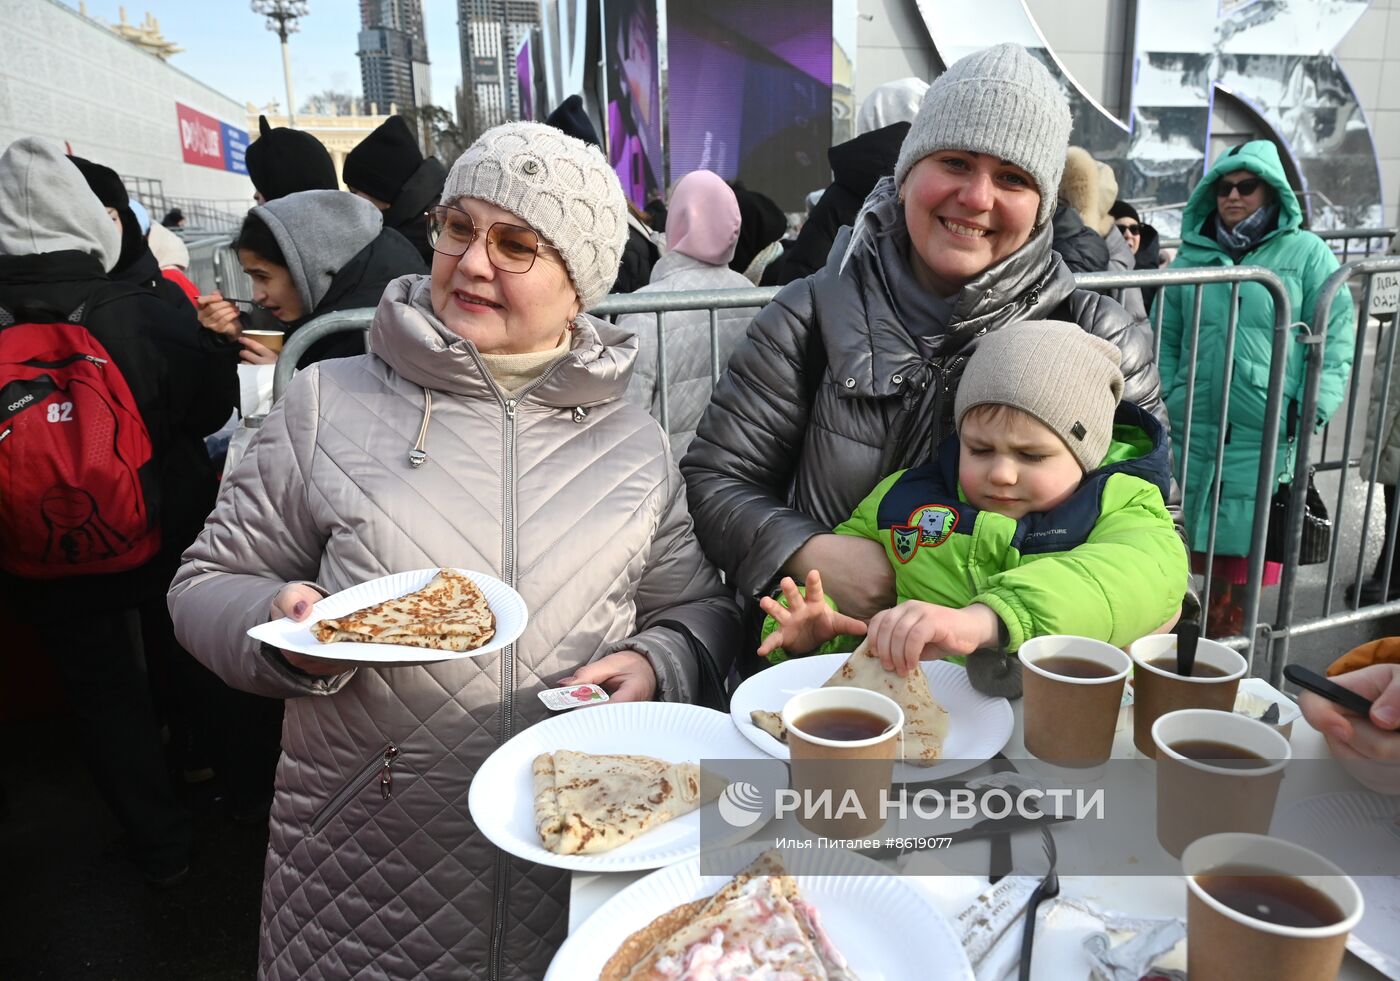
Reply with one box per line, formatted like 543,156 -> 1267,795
568,691 -> 1391,980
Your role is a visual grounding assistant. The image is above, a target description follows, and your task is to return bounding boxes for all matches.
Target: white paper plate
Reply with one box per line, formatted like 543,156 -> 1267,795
547,843 -> 974,981
246,568 -> 527,664
469,702 -> 777,872
1275,792 -> 1400,979
729,654 -> 1015,781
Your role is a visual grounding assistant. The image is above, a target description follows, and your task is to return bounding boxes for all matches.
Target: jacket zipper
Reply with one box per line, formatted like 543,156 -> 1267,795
487,360 -> 571,981
931,356 -> 967,443
309,745 -> 399,837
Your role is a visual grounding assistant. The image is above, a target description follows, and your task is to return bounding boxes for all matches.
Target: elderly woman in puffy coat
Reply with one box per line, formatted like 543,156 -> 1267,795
622,169 -> 760,454
168,122 -> 740,980
682,43 -> 1185,672
1156,140 -> 1354,635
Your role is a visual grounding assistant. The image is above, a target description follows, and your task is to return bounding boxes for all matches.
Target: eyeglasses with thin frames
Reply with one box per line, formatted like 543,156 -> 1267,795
425,205 -> 563,274
1215,176 -> 1263,199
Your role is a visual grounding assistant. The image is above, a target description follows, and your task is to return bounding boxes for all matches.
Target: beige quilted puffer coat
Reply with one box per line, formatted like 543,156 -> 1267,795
168,274 -> 740,980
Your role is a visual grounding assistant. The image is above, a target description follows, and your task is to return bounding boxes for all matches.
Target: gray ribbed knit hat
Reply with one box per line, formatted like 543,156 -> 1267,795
440,121 -> 627,308
894,43 -> 1072,228
955,321 -> 1125,471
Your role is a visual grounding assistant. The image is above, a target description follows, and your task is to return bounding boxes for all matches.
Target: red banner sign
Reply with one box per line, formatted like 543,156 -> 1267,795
176,102 -> 225,170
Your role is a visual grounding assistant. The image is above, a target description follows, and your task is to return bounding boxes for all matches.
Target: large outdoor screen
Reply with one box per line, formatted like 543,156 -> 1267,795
665,0 -> 832,211
604,0 -> 664,208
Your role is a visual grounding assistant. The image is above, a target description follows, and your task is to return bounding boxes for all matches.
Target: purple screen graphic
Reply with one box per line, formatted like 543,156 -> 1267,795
605,0 -> 664,208
666,0 -> 832,211
516,41 -> 533,121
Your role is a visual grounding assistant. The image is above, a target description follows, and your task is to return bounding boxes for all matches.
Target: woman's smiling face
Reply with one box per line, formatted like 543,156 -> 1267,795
428,196 -> 581,355
902,150 -> 1041,297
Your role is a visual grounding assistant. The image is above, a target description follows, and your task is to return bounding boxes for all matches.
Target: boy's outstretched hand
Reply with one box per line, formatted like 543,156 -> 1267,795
757,570 -> 868,660
866,601 -> 1003,676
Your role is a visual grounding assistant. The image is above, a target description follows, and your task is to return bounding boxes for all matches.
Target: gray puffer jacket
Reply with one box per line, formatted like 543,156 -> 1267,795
169,275 -> 739,980
621,250 -> 760,455
681,177 -> 1175,603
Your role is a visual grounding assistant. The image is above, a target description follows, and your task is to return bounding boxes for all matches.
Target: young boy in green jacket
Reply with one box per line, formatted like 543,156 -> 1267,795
759,321 -> 1188,694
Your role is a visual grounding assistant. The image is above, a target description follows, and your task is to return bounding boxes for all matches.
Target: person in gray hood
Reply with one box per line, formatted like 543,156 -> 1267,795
168,121 -> 739,980
682,43 -> 1187,682
195,189 -> 426,367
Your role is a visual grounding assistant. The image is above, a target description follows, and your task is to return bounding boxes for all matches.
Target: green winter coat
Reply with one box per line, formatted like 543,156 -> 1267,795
763,404 -> 1187,659
1155,140 -> 1354,556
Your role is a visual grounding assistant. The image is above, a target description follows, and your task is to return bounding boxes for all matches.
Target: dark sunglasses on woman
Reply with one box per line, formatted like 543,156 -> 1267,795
1115,221 -> 1140,236
425,204 -> 563,274
1215,176 -> 1262,198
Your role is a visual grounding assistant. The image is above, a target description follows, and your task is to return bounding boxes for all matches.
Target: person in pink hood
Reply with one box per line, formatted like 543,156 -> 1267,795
622,169 -> 761,454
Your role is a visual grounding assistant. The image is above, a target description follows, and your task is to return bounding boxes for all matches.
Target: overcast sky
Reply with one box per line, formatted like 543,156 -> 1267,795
62,0 -> 463,117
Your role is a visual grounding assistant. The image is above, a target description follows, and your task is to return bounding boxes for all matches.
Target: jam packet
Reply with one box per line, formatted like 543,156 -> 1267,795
538,683 -> 610,711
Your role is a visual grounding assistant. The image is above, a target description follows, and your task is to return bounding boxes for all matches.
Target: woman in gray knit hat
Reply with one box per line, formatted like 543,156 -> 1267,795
683,42 -> 1186,682
169,121 -> 739,980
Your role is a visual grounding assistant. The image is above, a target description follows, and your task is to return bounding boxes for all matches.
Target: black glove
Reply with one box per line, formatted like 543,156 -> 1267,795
964,648 -> 1023,700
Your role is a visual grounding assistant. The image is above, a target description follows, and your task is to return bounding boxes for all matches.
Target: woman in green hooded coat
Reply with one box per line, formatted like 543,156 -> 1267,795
1155,140 -> 1354,636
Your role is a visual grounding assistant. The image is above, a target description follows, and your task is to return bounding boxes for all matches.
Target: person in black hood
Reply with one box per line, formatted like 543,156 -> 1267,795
761,122 -> 909,286
342,115 -> 446,266
1109,200 -> 1163,311
67,154 -> 212,317
543,94 -> 659,294
195,190 -> 426,367
1108,200 -> 1161,268
728,181 -> 787,283
762,78 -> 928,287
244,115 -> 339,204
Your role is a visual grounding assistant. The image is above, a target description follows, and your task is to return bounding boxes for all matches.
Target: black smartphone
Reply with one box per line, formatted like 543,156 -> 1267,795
1283,664 -> 1375,718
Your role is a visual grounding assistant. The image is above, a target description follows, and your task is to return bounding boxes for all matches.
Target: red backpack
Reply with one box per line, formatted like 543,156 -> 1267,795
0,297 -> 161,578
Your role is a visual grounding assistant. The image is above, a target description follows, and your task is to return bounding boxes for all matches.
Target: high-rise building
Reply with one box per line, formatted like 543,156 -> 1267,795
358,0 -> 431,114
458,0 -> 539,139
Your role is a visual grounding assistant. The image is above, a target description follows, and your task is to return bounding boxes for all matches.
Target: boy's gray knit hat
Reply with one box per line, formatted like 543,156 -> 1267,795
894,43 -> 1072,228
955,321 -> 1125,471
440,121 -> 628,309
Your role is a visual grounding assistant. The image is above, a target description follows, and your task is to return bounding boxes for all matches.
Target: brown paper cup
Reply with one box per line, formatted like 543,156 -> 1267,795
1153,709 -> 1291,858
1182,833 -> 1363,981
1021,635 -> 1131,767
242,329 -> 285,353
1130,634 -> 1246,757
782,687 -> 902,838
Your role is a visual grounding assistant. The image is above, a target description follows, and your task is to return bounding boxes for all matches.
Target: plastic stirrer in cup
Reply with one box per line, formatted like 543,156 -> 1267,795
1177,619 -> 1200,677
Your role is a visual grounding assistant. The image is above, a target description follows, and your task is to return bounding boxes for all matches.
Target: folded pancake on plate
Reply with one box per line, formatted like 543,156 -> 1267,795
750,641 -> 950,766
532,750 -> 721,855
310,568 -> 495,652
601,851 -> 859,980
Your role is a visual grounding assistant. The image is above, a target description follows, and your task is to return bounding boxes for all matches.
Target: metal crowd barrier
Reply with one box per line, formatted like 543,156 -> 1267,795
263,263 -> 1400,673
211,242 -> 253,303
1269,256 -> 1400,683
593,288 -> 777,433
182,235 -> 223,296
173,232 -> 253,304
1076,267 -> 1297,669
1318,227 -> 1397,262
1156,226 -> 1396,260
273,310 -> 375,401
